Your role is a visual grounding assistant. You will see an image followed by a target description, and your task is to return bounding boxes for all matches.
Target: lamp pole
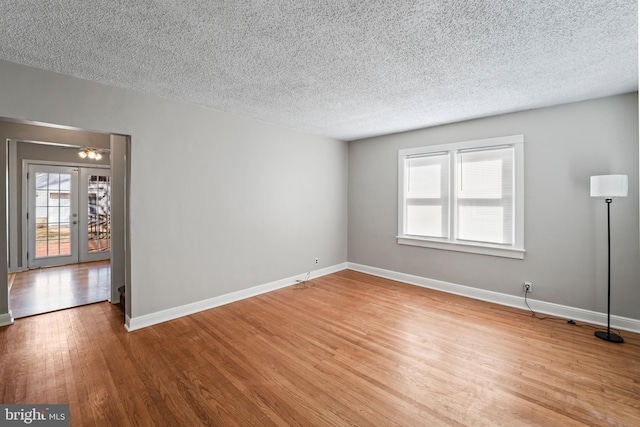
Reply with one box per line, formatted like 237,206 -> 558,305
594,197 -> 623,343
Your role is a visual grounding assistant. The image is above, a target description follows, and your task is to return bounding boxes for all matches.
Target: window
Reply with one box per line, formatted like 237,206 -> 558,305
398,135 -> 525,259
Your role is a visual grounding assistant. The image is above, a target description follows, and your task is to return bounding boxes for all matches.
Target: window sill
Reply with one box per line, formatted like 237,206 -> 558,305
396,236 -> 525,259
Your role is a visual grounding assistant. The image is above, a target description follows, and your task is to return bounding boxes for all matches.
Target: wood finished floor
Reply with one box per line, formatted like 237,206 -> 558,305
8,261 -> 110,318
1,270 -> 638,426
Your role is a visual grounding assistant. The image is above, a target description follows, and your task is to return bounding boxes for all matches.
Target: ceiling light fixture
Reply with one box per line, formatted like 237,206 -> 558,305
78,148 -> 103,160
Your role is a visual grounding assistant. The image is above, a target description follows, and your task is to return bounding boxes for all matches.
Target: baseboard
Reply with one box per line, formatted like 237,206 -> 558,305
0,311 -> 15,328
347,262 -> 640,334
124,261 -> 640,334
125,263 -> 348,332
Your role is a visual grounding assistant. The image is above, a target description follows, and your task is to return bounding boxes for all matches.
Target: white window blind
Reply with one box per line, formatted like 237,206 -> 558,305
456,147 -> 513,245
397,135 -> 525,259
405,153 -> 449,238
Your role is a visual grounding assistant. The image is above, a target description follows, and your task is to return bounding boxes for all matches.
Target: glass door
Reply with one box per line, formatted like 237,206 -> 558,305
27,165 -> 79,268
79,168 -> 111,263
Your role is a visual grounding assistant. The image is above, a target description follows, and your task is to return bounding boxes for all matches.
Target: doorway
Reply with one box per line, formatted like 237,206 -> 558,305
0,121 -> 130,327
11,161 -> 113,318
26,163 -> 111,269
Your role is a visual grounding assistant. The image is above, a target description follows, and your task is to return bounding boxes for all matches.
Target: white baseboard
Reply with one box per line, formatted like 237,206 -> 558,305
0,311 -> 15,327
124,261 -> 640,334
347,262 -> 640,334
125,263 -> 348,332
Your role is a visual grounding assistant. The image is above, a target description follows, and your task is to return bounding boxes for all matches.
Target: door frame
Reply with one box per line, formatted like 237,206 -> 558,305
21,159 -> 110,270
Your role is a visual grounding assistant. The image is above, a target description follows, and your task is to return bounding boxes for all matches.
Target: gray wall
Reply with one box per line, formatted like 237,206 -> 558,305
0,59 -> 348,320
348,93 -> 639,319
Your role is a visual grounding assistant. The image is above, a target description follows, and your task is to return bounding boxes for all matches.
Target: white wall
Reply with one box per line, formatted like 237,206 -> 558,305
348,93 -> 640,320
0,59 -> 348,322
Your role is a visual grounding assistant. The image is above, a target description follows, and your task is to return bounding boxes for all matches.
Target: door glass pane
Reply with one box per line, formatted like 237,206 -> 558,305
59,206 -> 71,222
48,206 -> 59,223
35,190 -> 48,206
47,241 -> 60,257
35,237 -> 47,258
87,174 -> 111,253
35,171 -> 73,259
49,193 -> 60,207
59,173 -> 71,191
35,172 -> 48,189
58,222 -> 71,255
47,224 -> 59,241
59,238 -> 71,256
48,174 -> 60,190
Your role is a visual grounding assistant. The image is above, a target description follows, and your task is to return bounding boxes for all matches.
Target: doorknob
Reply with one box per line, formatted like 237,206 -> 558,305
73,221 -> 78,225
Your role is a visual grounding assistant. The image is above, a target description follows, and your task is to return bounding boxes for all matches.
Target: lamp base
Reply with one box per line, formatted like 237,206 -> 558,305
595,330 -> 624,343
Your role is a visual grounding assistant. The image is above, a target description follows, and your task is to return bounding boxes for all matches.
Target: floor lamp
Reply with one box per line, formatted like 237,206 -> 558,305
590,174 -> 628,343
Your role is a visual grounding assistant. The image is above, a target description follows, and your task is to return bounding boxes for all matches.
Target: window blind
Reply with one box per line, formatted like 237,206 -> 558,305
456,147 -> 514,245
405,153 -> 449,238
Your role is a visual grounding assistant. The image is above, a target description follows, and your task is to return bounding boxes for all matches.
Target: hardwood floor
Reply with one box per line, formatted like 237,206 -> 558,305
8,261 -> 110,318
1,269 -> 638,426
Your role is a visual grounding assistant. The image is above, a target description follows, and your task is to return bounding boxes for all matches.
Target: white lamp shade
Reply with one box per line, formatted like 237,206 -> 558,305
590,175 -> 628,198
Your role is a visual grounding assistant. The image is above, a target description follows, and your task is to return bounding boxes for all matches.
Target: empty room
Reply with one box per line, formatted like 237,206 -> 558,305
0,1 -> 638,426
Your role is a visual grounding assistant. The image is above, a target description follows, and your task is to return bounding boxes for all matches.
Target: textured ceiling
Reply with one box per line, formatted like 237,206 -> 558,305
0,1 -> 637,141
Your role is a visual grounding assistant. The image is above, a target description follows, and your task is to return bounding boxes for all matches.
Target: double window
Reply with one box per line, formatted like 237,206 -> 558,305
397,135 -> 525,259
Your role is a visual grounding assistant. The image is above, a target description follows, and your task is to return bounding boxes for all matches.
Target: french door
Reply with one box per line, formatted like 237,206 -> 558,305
27,164 -> 111,268
78,167 -> 112,263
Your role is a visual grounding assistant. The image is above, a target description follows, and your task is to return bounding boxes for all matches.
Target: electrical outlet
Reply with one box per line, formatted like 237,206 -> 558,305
523,281 -> 533,293
315,258 -> 319,265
